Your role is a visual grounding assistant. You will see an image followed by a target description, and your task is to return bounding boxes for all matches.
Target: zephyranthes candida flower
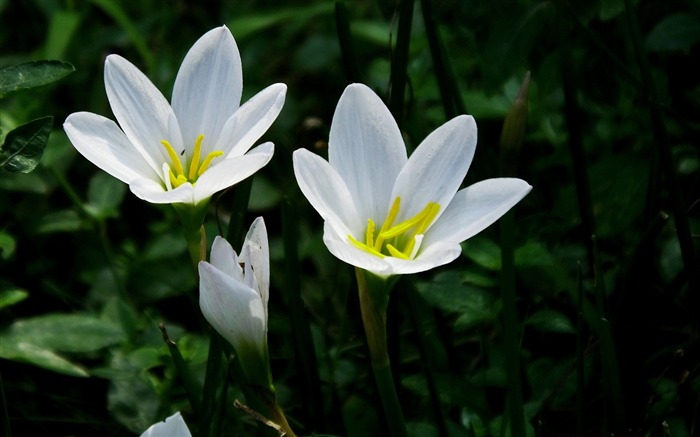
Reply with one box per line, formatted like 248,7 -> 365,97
140,412 -> 191,437
199,217 -> 271,387
293,83 -> 532,277
64,26 -> 286,205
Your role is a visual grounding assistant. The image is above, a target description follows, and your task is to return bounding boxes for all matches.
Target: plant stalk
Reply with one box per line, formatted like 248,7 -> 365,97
355,268 -> 407,437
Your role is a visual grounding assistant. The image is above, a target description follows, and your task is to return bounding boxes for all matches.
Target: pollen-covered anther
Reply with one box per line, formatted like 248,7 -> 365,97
348,196 -> 440,260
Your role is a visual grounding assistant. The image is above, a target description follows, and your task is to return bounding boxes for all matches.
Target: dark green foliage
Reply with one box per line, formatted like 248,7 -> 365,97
1,0 -> 698,436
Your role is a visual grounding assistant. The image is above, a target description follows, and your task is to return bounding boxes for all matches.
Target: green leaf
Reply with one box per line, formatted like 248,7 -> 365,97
85,171 -> 126,219
228,3 -> 333,40
0,61 -> 75,98
0,288 -> 28,309
248,175 -> 282,211
0,341 -> 89,377
1,313 -> 125,353
0,116 -> 53,173
0,230 -> 16,260
646,13 -> 700,52
416,271 -> 498,330
44,10 -> 82,59
38,209 -> 85,233
461,236 -> 502,271
526,309 -> 576,334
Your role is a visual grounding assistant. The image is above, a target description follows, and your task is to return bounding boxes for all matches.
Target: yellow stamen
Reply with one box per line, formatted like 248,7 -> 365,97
379,202 -> 437,239
373,197 -> 401,251
198,151 -> 224,176
386,244 -> 410,259
159,134 -> 224,190
348,234 -> 385,258
351,196 -> 441,261
161,140 -> 185,177
188,134 -> 205,180
167,167 -> 179,188
365,219 -> 376,249
402,203 -> 440,256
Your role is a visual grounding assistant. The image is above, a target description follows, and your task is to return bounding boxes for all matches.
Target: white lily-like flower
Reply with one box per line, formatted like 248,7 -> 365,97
64,25 -> 286,205
293,83 -> 532,277
140,412 -> 191,437
199,217 -> 270,387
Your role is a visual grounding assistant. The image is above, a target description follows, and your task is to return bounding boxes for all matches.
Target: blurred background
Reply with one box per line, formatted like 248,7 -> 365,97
1,0 -> 698,436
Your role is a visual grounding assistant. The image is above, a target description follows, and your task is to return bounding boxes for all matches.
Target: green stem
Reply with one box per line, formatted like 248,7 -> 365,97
282,198 -> 326,430
237,382 -> 298,437
575,262 -> 585,437
622,0 -> 699,311
225,178 -> 253,247
355,268 -> 407,437
173,202 -> 208,272
200,331 -> 225,437
499,210 -> 526,437
335,0 -> 361,84
159,324 -> 202,416
420,0 -> 460,118
557,4 -> 596,271
388,0 -> 415,131
403,279 -> 448,436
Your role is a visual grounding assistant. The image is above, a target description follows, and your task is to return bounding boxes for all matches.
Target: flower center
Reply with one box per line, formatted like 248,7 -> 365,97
348,196 -> 440,260
160,134 -> 224,189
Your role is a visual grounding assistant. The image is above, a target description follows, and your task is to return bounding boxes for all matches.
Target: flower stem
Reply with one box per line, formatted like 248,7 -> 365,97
355,268 -> 407,437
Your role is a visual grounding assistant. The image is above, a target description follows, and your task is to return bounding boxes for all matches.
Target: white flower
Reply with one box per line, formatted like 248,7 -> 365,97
140,412 -> 191,437
293,83 -> 532,277
198,217 -> 270,386
64,26 -> 286,205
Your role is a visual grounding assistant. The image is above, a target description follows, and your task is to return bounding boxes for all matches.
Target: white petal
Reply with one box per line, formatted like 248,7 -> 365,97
323,223 -> 462,276
241,217 -> 269,320
322,223 -> 392,276
391,115 -> 477,223
192,142 -> 274,204
129,178 -> 195,204
210,235 -> 243,280
329,83 -> 407,224
384,240 -> 462,275
172,26 -> 242,150
293,149 -> 363,239
64,112 -> 159,183
199,262 -> 266,354
140,412 -> 191,437
424,178 -> 532,246
216,83 -> 287,157
104,55 -> 181,169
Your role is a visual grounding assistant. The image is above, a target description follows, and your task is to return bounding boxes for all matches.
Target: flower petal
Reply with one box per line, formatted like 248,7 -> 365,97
293,149 -> 363,239
322,223 -> 392,276
210,236 -> 243,280
199,262 -> 266,355
193,142 -> 274,204
64,112 -> 159,183
129,178 -> 195,204
104,55 -> 181,169
424,178 -> 532,246
329,83 -> 407,224
216,83 -> 287,157
391,115 -> 477,223
172,26 -> 242,151
385,240 -> 462,275
140,412 -> 191,437
241,217 -> 269,321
